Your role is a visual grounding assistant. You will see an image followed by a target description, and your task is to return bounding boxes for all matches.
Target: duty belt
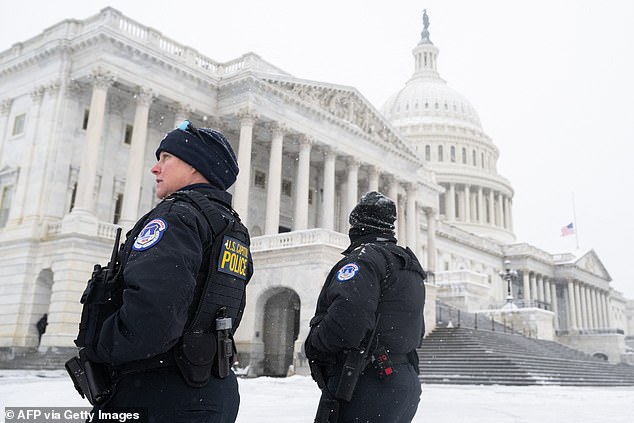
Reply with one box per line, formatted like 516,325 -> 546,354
110,350 -> 176,380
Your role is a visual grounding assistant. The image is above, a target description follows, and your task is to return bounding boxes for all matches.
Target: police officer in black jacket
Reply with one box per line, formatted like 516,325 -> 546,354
81,121 -> 252,422
305,191 -> 426,423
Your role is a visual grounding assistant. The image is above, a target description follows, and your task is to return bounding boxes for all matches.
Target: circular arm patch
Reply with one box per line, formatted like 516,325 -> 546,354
132,218 -> 168,251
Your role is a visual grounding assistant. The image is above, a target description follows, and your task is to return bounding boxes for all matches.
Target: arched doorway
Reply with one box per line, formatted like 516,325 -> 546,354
262,288 -> 300,376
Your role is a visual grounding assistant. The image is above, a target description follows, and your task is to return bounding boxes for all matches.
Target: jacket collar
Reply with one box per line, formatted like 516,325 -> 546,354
342,233 -> 397,255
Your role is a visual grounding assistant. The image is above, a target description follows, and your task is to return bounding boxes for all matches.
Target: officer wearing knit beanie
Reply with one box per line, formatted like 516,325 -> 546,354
156,120 -> 239,190
306,189 -> 425,423
82,120 -> 251,422
348,191 -> 397,238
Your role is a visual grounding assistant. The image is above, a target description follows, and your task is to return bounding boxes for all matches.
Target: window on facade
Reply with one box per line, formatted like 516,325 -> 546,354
254,170 -> 266,189
438,146 -> 444,162
12,114 -> 25,136
82,109 -> 90,130
481,152 -> 485,168
462,147 -> 467,164
113,193 -> 123,224
124,124 -> 134,145
425,145 -> 431,161
450,146 -> 456,162
472,150 -> 477,166
282,179 -> 292,197
0,186 -> 14,228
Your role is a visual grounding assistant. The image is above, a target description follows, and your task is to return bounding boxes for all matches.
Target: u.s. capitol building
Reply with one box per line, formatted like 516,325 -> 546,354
0,8 -> 631,375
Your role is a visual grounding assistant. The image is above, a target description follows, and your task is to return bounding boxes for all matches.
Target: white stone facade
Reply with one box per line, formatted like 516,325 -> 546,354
0,8 -> 631,372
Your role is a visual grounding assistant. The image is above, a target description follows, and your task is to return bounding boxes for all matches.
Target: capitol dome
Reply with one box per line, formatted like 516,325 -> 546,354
381,11 -> 483,133
382,10 -> 516,244
382,76 -> 483,131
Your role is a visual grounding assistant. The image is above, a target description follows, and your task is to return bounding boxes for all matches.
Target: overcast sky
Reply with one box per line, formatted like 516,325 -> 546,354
1,1 -> 633,300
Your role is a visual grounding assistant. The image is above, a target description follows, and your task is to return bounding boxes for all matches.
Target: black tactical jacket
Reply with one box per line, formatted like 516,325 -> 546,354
85,184 -> 251,366
305,233 -> 426,359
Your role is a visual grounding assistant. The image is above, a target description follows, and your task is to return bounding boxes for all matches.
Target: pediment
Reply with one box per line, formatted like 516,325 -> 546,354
260,76 -> 418,157
574,250 -> 611,280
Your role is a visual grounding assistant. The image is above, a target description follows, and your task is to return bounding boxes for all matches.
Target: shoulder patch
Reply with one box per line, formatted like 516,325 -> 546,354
218,235 -> 250,280
133,218 -> 168,251
336,262 -> 360,282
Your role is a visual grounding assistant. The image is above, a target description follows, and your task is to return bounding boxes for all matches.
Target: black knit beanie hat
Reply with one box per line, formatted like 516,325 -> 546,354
155,120 -> 239,190
349,191 -> 397,236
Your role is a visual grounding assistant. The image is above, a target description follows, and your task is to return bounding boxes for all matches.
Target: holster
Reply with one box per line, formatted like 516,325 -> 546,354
65,356 -> 112,405
174,331 -> 217,388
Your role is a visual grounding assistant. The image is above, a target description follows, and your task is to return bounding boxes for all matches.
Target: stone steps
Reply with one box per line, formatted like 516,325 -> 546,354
0,347 -> 76,370
417,327 -> 634,386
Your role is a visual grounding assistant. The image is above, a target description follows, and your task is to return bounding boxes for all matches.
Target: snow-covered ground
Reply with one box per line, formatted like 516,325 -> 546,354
1,370 -> 633,422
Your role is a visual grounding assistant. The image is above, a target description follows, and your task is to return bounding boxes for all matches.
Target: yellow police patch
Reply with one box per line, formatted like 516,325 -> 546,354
217,235 -> 249,280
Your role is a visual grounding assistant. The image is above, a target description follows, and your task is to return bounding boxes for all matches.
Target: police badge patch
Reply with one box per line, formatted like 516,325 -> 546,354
133,218 -> 168,251
336,263 -> 359,282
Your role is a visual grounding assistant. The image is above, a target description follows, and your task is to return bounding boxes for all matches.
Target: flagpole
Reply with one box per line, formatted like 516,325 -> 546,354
572,192 -> 579,249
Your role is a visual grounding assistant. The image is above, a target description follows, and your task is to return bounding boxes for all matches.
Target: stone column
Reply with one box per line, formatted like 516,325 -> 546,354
522,269 -> 531,305
567,280 -> 577,330
73,70 -> 114,214
530,273 -> 537,303
0,99 -> 13,162
338,178 -> 348,231
591,288 -> 601,329
447,183 -> 456,222
537,274 -> 545,303
406,184 -> 418,251
588,287 -> 596,329
119,87 -> 154,229
497,194 -> 504,228
600,291 -> 609,328
8,86 -> 45,225
321,148 -> 336,231
463,185 -> 470,223
424,208 -> 437,272
508,197 -> 514,231
233,110 -> 257,224
346,158 -> 360,214
574,283 -> 583,330
581,285 -> 590,329
264,124 -> 284,234
388,176 -> 400,240
488,190 -> 496,225
293,136 -> 312,230
603,292 -> 612,329
550,282 -> 559,329
503,196 -> 510,229
544,278 -> 552,305
368,166 -> 380,192
477,187 -> 484,224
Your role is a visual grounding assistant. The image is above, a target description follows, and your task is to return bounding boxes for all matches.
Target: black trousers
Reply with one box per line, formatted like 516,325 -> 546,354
92,366 -> 239,423
323,363 -> 421,423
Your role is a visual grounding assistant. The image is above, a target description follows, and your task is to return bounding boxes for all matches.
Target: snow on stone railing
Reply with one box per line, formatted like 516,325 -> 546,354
251,228 -> 348,252
97,222 -> 121,240
0,7 -> 288,78
45,219 -> 120,240
504,243 -> 554,264
437,221 -> 503,254
434,269 -> 488,285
